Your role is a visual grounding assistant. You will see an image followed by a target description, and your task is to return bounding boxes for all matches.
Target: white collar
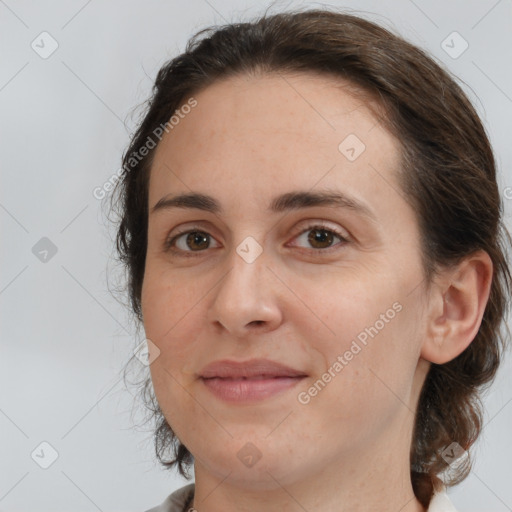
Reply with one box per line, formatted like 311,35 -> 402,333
428,484 -> 459,511
147,482 -> 460,512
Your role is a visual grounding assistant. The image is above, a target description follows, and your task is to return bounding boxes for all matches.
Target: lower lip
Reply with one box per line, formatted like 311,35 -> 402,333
201,376 -> 305,403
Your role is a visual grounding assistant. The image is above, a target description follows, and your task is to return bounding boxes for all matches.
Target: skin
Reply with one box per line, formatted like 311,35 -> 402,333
141,72 -> 493,512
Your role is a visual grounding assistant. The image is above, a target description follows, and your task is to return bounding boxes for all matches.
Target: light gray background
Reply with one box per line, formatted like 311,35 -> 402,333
1,1 -> 511,511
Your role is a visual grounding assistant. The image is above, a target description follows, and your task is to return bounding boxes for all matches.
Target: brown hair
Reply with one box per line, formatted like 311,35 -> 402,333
111,8 -> 512,508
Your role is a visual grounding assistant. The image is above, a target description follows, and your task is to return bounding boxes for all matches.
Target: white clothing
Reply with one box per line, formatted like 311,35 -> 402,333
144,482 -> 459,512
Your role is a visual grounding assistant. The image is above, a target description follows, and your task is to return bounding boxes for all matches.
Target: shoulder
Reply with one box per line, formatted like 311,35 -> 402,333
143,483 -> 195,512
428,484 -> 459,512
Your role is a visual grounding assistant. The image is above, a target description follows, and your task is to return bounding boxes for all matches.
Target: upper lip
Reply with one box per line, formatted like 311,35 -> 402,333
199,358 -> 308,379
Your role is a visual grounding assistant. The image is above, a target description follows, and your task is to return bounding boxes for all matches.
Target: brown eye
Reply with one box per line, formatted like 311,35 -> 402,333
183,231 -> 210,251
165,229 -> 220,254
307,228 -> 336,249
292,224 -> 348,252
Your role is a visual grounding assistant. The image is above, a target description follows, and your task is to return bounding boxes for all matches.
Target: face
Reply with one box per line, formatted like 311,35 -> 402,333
141,72 -> 431,489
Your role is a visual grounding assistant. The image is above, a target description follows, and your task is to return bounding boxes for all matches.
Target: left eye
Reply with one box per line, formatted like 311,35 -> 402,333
291,225 -> 348,251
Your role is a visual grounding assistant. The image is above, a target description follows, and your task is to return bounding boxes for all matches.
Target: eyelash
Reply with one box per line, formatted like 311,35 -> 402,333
164,223 -> 349,258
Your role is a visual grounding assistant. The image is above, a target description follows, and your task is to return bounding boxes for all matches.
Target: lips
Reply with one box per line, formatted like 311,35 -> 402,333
199,359 -> 308,402
199,358 -> 307,379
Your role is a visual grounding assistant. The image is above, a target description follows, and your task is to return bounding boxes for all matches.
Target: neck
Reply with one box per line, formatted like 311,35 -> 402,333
190,421 -> 427,512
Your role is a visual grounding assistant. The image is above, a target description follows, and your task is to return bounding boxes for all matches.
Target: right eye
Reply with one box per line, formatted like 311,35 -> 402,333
164,228 -> 221,256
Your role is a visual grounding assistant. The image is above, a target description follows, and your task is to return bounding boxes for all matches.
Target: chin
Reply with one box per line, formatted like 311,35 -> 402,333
194,436 -> 310,489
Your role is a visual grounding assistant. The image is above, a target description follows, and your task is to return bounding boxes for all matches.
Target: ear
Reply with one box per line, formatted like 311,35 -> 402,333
421,250 -> 493,364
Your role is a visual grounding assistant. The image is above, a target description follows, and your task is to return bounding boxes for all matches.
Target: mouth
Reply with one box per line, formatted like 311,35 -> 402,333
199,358 -> 308,403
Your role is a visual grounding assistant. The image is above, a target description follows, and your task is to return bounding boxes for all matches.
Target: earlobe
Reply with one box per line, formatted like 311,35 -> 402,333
420,250 -> 493,364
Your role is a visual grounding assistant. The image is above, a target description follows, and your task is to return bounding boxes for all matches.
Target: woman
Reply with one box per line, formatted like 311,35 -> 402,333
111,8 -> 512,512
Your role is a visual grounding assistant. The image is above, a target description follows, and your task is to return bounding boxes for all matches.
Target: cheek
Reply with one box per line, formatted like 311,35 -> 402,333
300,268 -> 422,400
141,266 -> 201,340
293,265 -> 397,348
141,268 -> 208,389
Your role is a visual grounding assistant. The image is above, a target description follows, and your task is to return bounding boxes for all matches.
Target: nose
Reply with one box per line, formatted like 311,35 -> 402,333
207,246 -> 284,338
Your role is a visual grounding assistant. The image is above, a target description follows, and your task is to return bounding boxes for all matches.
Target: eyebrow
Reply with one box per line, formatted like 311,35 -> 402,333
150,190 -> 377,221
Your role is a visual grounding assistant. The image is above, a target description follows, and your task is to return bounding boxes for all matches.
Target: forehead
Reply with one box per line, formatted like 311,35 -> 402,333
148,72 -> 402,212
